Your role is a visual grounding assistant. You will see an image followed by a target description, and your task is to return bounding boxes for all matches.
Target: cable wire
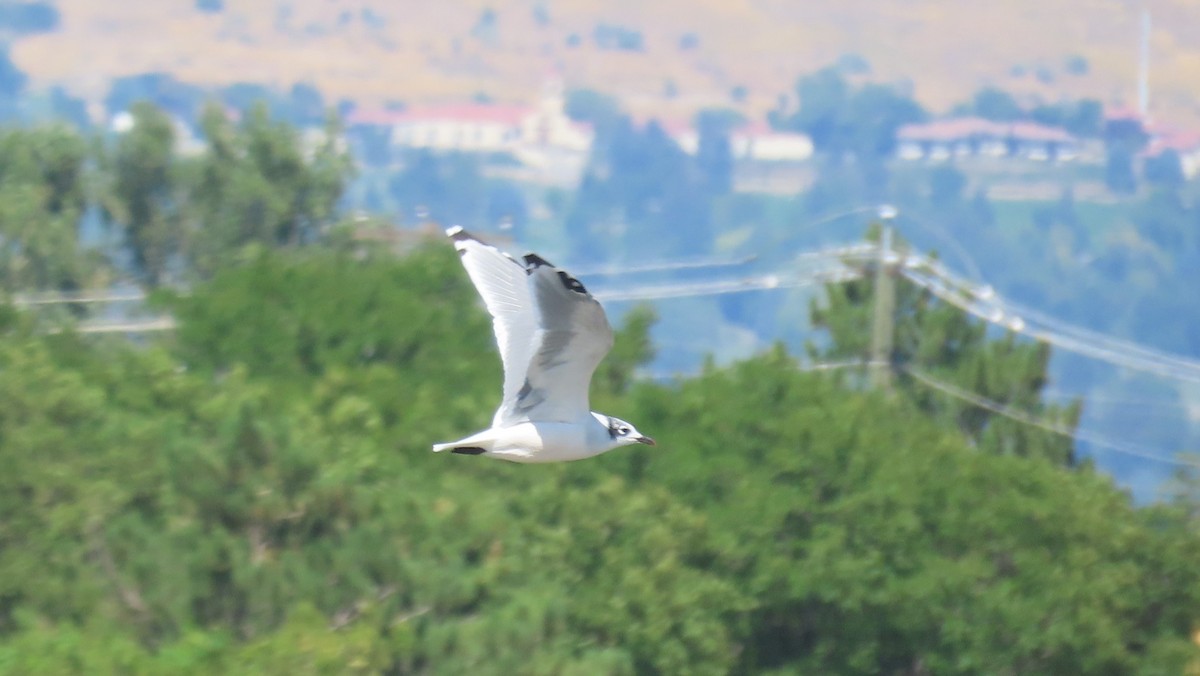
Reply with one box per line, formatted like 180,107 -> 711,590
901,364 -> 1200,468
594,269 -> 860,302
908,252 -> 1200,376
899,266 -> 1200,384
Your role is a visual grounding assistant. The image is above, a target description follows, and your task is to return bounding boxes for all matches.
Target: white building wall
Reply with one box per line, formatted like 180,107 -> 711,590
737,133 -> 813,161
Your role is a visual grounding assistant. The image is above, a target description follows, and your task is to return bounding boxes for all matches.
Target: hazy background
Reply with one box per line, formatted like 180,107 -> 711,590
0,1 -> 1198,672
2,1 -> 1197,498
14,0 -> 1200,127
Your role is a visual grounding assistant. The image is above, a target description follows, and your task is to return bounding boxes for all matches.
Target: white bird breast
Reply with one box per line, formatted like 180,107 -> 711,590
490,420 -> 603,463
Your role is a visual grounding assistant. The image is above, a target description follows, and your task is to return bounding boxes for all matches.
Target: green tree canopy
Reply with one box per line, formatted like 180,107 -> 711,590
773,66 -> 926,160
0,126 -> 96,292
809,226 -> 1081,465
103,101 -> 185,286
0,243 -> 1194,673
187,103 -> 351,277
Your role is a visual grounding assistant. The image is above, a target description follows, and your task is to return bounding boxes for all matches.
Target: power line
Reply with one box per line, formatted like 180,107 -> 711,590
73,317 -> 177,334
572,254 -> 757,276
901,364 -> 1200,468
901,250 -> 1200,375
891,213 -> 988,283
899,265 -> 1200,384
15,227 -> 1200,395
591,242 -> 871,302
799,359 -> 870,373
594,269 -> 860,302
13,291 -> 149,306
577,243 -> 873,278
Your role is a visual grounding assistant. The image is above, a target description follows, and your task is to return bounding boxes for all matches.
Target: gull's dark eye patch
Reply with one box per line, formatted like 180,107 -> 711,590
557,271 -> 588,294
607,418 -> 628,439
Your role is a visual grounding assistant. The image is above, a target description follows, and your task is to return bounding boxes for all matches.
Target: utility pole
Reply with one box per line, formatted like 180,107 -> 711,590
870,209 -> 897,390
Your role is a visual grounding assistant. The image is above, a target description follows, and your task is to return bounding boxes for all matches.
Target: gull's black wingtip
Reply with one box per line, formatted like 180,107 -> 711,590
523,253 -> 554,269
446,225 -> 472,241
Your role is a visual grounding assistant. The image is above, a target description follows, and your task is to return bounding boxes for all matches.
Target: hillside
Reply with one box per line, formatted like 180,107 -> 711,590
12,0 -> 1200,127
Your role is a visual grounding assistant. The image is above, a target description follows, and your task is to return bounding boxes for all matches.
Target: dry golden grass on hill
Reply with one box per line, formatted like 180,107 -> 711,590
11,0 -> 1200,127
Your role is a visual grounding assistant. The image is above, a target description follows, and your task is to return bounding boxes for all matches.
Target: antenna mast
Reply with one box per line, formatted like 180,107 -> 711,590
1138,8 -> 1150,117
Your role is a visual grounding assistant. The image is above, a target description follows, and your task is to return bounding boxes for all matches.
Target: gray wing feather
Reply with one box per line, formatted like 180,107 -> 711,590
447,227 -> 614,426
502,263 -> 613,423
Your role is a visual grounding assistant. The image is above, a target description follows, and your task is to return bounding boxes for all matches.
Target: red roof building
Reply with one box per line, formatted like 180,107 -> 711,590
896,117 -> 1083,162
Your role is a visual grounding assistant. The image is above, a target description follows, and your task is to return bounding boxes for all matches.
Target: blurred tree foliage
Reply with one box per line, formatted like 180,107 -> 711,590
564,89 -> 622,131
187,103 -> 350,275
102,102 -> 184,286
0,125 -> 96,291
566,117 -> 717,262
958,86 -> 1024,122
94,101 -> 353,284
771,66 -> 926,161
810,227 -> 1080,465
1031,98 -> 1104,138
693,108 -> 740,197
0,99 -> 356,294
388,149 -> 488,227
0,100 -> 1195,674
0,241 -> 1193,672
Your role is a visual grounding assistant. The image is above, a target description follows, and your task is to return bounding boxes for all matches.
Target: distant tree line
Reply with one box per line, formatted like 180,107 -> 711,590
0,101 -> 351,294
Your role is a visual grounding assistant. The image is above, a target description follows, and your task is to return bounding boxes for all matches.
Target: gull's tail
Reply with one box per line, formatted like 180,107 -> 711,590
432,442 -> 487,455
433,429 -> 495,455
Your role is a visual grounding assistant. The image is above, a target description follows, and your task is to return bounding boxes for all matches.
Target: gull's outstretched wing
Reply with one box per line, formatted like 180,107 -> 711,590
508,252 -> 613,424
447,227 -> 613,426
447,226 -> 538,422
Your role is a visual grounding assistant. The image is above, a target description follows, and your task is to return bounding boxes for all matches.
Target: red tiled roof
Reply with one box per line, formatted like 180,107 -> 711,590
1008,122 -> 1075,143
1145,130 -> 1200,155
898,117 -> 1076,143
897,117 -> 1008,141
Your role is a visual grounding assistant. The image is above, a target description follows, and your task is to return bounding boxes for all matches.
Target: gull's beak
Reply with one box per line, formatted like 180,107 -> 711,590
636,435 -> 656,446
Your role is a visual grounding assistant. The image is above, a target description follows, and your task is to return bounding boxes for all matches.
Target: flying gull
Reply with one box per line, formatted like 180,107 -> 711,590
432,226 -> 655,462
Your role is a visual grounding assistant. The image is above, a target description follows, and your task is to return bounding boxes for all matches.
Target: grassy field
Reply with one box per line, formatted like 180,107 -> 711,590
11,0 -> 1200,128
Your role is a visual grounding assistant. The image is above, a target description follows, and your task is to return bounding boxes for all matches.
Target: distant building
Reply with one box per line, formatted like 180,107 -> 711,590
521,80 -> 594,154
1143,129 -> 1200,179
1104,105 -> 1145,128
1105,107 -> 1200,180
347,80 -> 593,157
732,122 -> 814,162
377,104 -> 530,153
347,80 -> 812,191
896,117 -> 1082,163
668,121 -> 813,162
346,80 -> 594,185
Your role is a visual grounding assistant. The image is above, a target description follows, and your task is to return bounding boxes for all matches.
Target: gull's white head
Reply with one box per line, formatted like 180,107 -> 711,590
595,413 -> 656,448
